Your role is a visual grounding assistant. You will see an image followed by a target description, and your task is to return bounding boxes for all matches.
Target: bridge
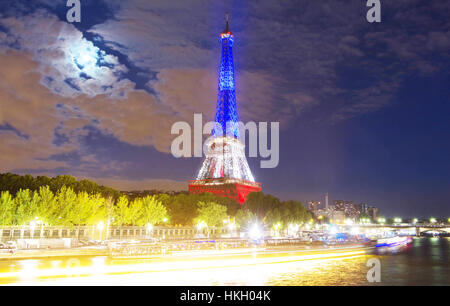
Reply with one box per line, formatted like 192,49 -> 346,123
358,224 -> 450,236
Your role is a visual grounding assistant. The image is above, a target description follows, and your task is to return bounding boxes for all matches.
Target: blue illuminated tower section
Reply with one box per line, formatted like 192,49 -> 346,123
189,16 -> 261,204
213,18 -> 239,138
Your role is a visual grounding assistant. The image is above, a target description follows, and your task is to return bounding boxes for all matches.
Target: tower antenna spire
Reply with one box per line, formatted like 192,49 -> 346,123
225,12 -> 230,33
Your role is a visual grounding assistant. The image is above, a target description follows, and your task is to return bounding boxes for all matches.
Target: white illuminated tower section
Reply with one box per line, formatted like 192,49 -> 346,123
189,16 -> 261,204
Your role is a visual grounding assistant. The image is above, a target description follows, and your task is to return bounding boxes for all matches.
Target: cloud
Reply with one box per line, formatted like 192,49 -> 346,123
0,10 -> 131,98
0,0 -> 449,184
0,50 -> 75,171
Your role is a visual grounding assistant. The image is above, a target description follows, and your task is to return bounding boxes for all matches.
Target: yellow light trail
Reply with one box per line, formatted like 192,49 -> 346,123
0,248 -> 367,284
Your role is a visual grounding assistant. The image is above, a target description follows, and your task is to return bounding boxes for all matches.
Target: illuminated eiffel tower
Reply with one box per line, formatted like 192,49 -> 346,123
189,16 -> 261,204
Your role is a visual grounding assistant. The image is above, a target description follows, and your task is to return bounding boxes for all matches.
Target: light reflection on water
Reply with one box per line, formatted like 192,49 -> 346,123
0,238 -> 449,285
269,237 -> 450,286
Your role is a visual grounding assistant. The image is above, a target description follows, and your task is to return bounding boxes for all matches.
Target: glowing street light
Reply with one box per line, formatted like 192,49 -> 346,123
97,221 -> 105,240
412,218 -> 418,224
228,222 -> 235,231
146,223 -> 153,232
351,226 -> 360,235
329,226 -> 338,235
273,222 -> 281,231
430,218 -> 437,224
197,221 -> 206,231
344,219 -> 354,226
97,221 -> 104,231
288,223 -> 299,237
249,223 -> 262,240
377,217 -> 386,224
394,217 -> 402,224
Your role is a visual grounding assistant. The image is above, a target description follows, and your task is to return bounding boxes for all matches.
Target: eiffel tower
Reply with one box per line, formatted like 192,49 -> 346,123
189,16 -> 261,204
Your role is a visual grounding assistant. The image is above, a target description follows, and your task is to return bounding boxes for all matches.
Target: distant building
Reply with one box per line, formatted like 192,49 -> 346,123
308,201 -> 321,212
333,200 -> 359,219
329,210 -> 346,224
312,198 -> 379,224
355,203 -> 368,215
367,206 -> 379,220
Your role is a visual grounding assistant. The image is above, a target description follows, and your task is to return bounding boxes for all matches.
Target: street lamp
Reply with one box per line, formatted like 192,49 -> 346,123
146,223 -> 153,238
97,221 -> 104,240
197,220 -> 207,236
430,218 -> 437,224
249,223 -> 262,240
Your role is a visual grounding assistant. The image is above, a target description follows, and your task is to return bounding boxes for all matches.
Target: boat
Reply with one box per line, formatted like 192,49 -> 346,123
375,236 -> 412,248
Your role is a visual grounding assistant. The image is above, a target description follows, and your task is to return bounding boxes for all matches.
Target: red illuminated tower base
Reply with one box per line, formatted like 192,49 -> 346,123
189,178 -> 261,204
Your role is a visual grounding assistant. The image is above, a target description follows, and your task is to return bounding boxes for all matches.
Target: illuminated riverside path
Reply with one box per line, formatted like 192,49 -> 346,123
0,238 -> 449,285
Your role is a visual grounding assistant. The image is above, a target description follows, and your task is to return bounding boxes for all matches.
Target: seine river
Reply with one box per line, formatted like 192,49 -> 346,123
0,237 -> 448,285
269,237 -> 450,286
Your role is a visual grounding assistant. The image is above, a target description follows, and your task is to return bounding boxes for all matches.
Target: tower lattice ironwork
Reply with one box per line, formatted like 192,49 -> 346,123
189,16 -> 261,204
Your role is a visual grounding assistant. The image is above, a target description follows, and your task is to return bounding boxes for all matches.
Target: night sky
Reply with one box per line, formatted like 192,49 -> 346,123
0,1 -> 448,217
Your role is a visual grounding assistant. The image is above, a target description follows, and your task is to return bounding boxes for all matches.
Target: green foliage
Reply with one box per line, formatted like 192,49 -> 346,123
161,193 -> 199,226
139,196 -> 168,226
0,173 -> 121,199
0,173 -> 311,229
235,208 -> 257,229
0,191 -> 15,226
244,192 -> 311,229
113,196 -> 129,226
195,201 -> 228,228
244,191 -> 281,220
36,186 -> 56,225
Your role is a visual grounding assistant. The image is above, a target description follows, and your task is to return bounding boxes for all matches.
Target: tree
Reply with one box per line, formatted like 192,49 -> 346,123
244,191 -> 280,220
265,207 -> 283,228
163,194 -> 198,226
0,191 -> 15,226
36,186 -> 56,225
196,201 -> 228,229
50,175 -> 77,193
127,198 -> 144,226
113,195 -> 129,226
53,186 -> 78,226
235,208 -> 257,230
71,191 -> 91,226
85,193 -> 107,226
138,196 -> 168,226
15,189 -> 39,225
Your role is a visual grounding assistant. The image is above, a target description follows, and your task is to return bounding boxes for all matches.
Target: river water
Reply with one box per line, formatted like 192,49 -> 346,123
269,237 -> 450,286
0,237 -> 448,285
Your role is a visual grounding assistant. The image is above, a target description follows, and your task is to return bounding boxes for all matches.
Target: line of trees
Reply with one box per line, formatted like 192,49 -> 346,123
0,173 -> 121,199
0,173 -> 312,231
0,187 -> 168,227
237,192 -> 312,230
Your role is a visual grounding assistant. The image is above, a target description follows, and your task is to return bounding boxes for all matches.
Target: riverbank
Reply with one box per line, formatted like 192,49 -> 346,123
0,241 -> 369,261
